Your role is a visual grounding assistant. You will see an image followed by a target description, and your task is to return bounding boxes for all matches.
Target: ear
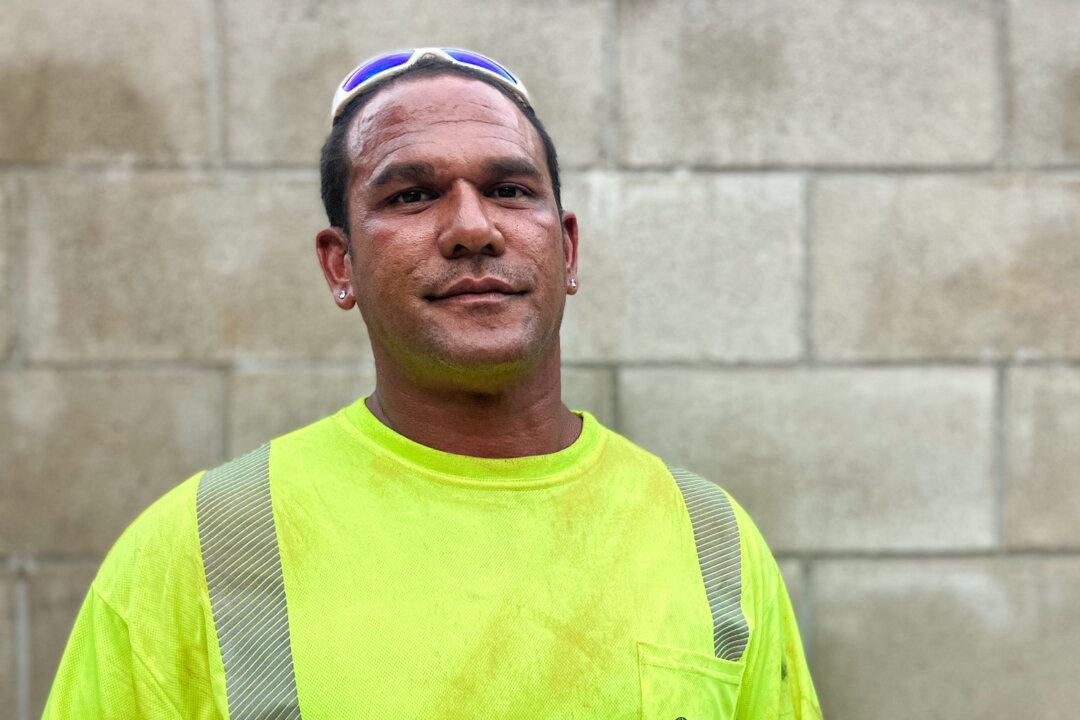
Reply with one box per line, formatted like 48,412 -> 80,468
315,226 -> 356,310
560,210 -> 580,295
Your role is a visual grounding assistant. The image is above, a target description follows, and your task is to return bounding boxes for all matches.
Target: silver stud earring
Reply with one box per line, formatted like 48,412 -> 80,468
338,289 -> 347,299
569,277 -> 578,290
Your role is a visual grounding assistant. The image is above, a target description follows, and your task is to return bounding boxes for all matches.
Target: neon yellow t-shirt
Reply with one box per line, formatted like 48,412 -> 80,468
44,398 -> 821,719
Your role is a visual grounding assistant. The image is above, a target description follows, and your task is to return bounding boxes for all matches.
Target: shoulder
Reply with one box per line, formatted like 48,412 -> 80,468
92,470 -> 205,621
90,442 -> 287,643
725,489 -> 785,604
663,466 -> 785,613
592,420 -> 678,483
595,427 -> 781,590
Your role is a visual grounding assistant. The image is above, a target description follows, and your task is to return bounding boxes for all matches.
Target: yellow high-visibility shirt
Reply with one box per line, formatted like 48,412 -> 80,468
44,398 -> 821,719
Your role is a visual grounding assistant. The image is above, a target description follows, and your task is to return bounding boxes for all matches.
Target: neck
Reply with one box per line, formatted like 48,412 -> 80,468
365,346 -> 582,459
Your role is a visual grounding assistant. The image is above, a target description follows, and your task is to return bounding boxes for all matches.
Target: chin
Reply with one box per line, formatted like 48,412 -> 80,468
380,317 -> 559,392
429,320 -> 546,364
438,341 -> 535,372
422,334 -> 553,392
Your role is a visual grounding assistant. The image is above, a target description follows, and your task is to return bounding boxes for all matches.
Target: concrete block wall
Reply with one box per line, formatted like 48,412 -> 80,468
1,1 -> 1078,717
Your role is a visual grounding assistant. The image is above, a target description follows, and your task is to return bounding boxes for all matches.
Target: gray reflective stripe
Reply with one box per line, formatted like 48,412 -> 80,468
196,443 -> 302,720
668,466 -> 750,662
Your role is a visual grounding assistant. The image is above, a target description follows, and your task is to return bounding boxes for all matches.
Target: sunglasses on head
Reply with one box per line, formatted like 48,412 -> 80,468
330,47 -> 532,125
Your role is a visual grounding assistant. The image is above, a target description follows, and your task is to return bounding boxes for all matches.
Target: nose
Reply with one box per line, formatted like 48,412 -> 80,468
436,181 -> 505,259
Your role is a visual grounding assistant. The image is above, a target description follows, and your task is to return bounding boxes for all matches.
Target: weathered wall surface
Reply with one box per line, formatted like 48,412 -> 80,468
2,1 -> 1079,717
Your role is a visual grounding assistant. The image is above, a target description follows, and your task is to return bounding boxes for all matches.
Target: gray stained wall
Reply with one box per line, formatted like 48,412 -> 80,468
2,1 -> 1079,718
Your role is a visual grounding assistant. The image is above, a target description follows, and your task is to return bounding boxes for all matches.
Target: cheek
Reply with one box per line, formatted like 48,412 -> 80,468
504,211 -> 565,261
533,230 -> 571,277
356,224 -> 433,284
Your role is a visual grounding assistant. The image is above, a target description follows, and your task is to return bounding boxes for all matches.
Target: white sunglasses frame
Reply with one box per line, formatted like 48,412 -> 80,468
329,47 -> 532,125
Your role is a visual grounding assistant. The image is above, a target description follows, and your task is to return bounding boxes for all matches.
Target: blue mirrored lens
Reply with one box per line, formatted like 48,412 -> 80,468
444,49 -> 517,84
343,52 -> 413,92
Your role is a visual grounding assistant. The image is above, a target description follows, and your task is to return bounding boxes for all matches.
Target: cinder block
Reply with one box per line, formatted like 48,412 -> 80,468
222,0 -> 610,167
811,558 -> 1080,719
24,172 -> 369,361
813,176 -> 1080,360
229,366 -> 376,456
0,567 -> 14,713
560,172 -> 803,362
618,0 -> 998,166
27,563 -> 97,716
0,370 -> 224,555
1006,367 -> 1080,548
1009,0 -> 1080,164
562,366 -> 615,428
0,0 -> 209,162
0,181 -> 11,360
619,367 -> 996,552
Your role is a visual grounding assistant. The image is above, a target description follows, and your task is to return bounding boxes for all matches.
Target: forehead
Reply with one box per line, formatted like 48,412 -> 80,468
346,74 -> 545,185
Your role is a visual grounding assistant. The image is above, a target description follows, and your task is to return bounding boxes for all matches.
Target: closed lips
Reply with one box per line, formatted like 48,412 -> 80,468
428,277 -> 524,299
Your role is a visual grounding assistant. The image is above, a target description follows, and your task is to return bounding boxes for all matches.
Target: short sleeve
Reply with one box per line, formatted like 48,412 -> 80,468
41,586 -> 181,719
41,473 -> 224,719
728,497 -> 823,720
775,574 -> 821,720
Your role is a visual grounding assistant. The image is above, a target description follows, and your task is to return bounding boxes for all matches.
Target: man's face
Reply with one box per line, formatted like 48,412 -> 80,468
342,74 -> 578,385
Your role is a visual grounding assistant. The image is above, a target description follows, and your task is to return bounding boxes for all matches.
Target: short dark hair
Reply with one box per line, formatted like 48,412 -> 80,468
319,58 -> 562,239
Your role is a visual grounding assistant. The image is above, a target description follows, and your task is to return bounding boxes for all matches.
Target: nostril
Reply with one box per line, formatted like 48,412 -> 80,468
447,241 -> 500,259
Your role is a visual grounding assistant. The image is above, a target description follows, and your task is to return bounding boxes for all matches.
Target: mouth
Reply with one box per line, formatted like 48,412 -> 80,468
426,277 -> 527,302
427,291 -> 527,307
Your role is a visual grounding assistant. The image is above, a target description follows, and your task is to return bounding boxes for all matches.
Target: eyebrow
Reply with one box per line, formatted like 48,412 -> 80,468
480,157 -> 544,184
367,156 -> 544,190
369,161 -> 437,189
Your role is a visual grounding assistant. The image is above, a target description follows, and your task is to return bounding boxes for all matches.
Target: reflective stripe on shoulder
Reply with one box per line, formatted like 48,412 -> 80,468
668,466 -> 750,662
196,443 -> 302,720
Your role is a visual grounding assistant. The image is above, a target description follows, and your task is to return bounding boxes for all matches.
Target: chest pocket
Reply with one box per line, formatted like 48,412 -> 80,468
638,641 -> 743,720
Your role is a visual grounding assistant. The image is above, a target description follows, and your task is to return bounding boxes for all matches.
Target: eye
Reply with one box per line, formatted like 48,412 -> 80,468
391,188 -> 435,204
491,184 -> 528,199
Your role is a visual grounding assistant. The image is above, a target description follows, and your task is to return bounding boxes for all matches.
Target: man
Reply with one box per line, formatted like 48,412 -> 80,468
45,49 -> 821,719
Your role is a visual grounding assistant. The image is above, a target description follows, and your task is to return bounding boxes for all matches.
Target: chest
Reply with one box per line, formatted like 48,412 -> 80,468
273,499 -> 738,718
